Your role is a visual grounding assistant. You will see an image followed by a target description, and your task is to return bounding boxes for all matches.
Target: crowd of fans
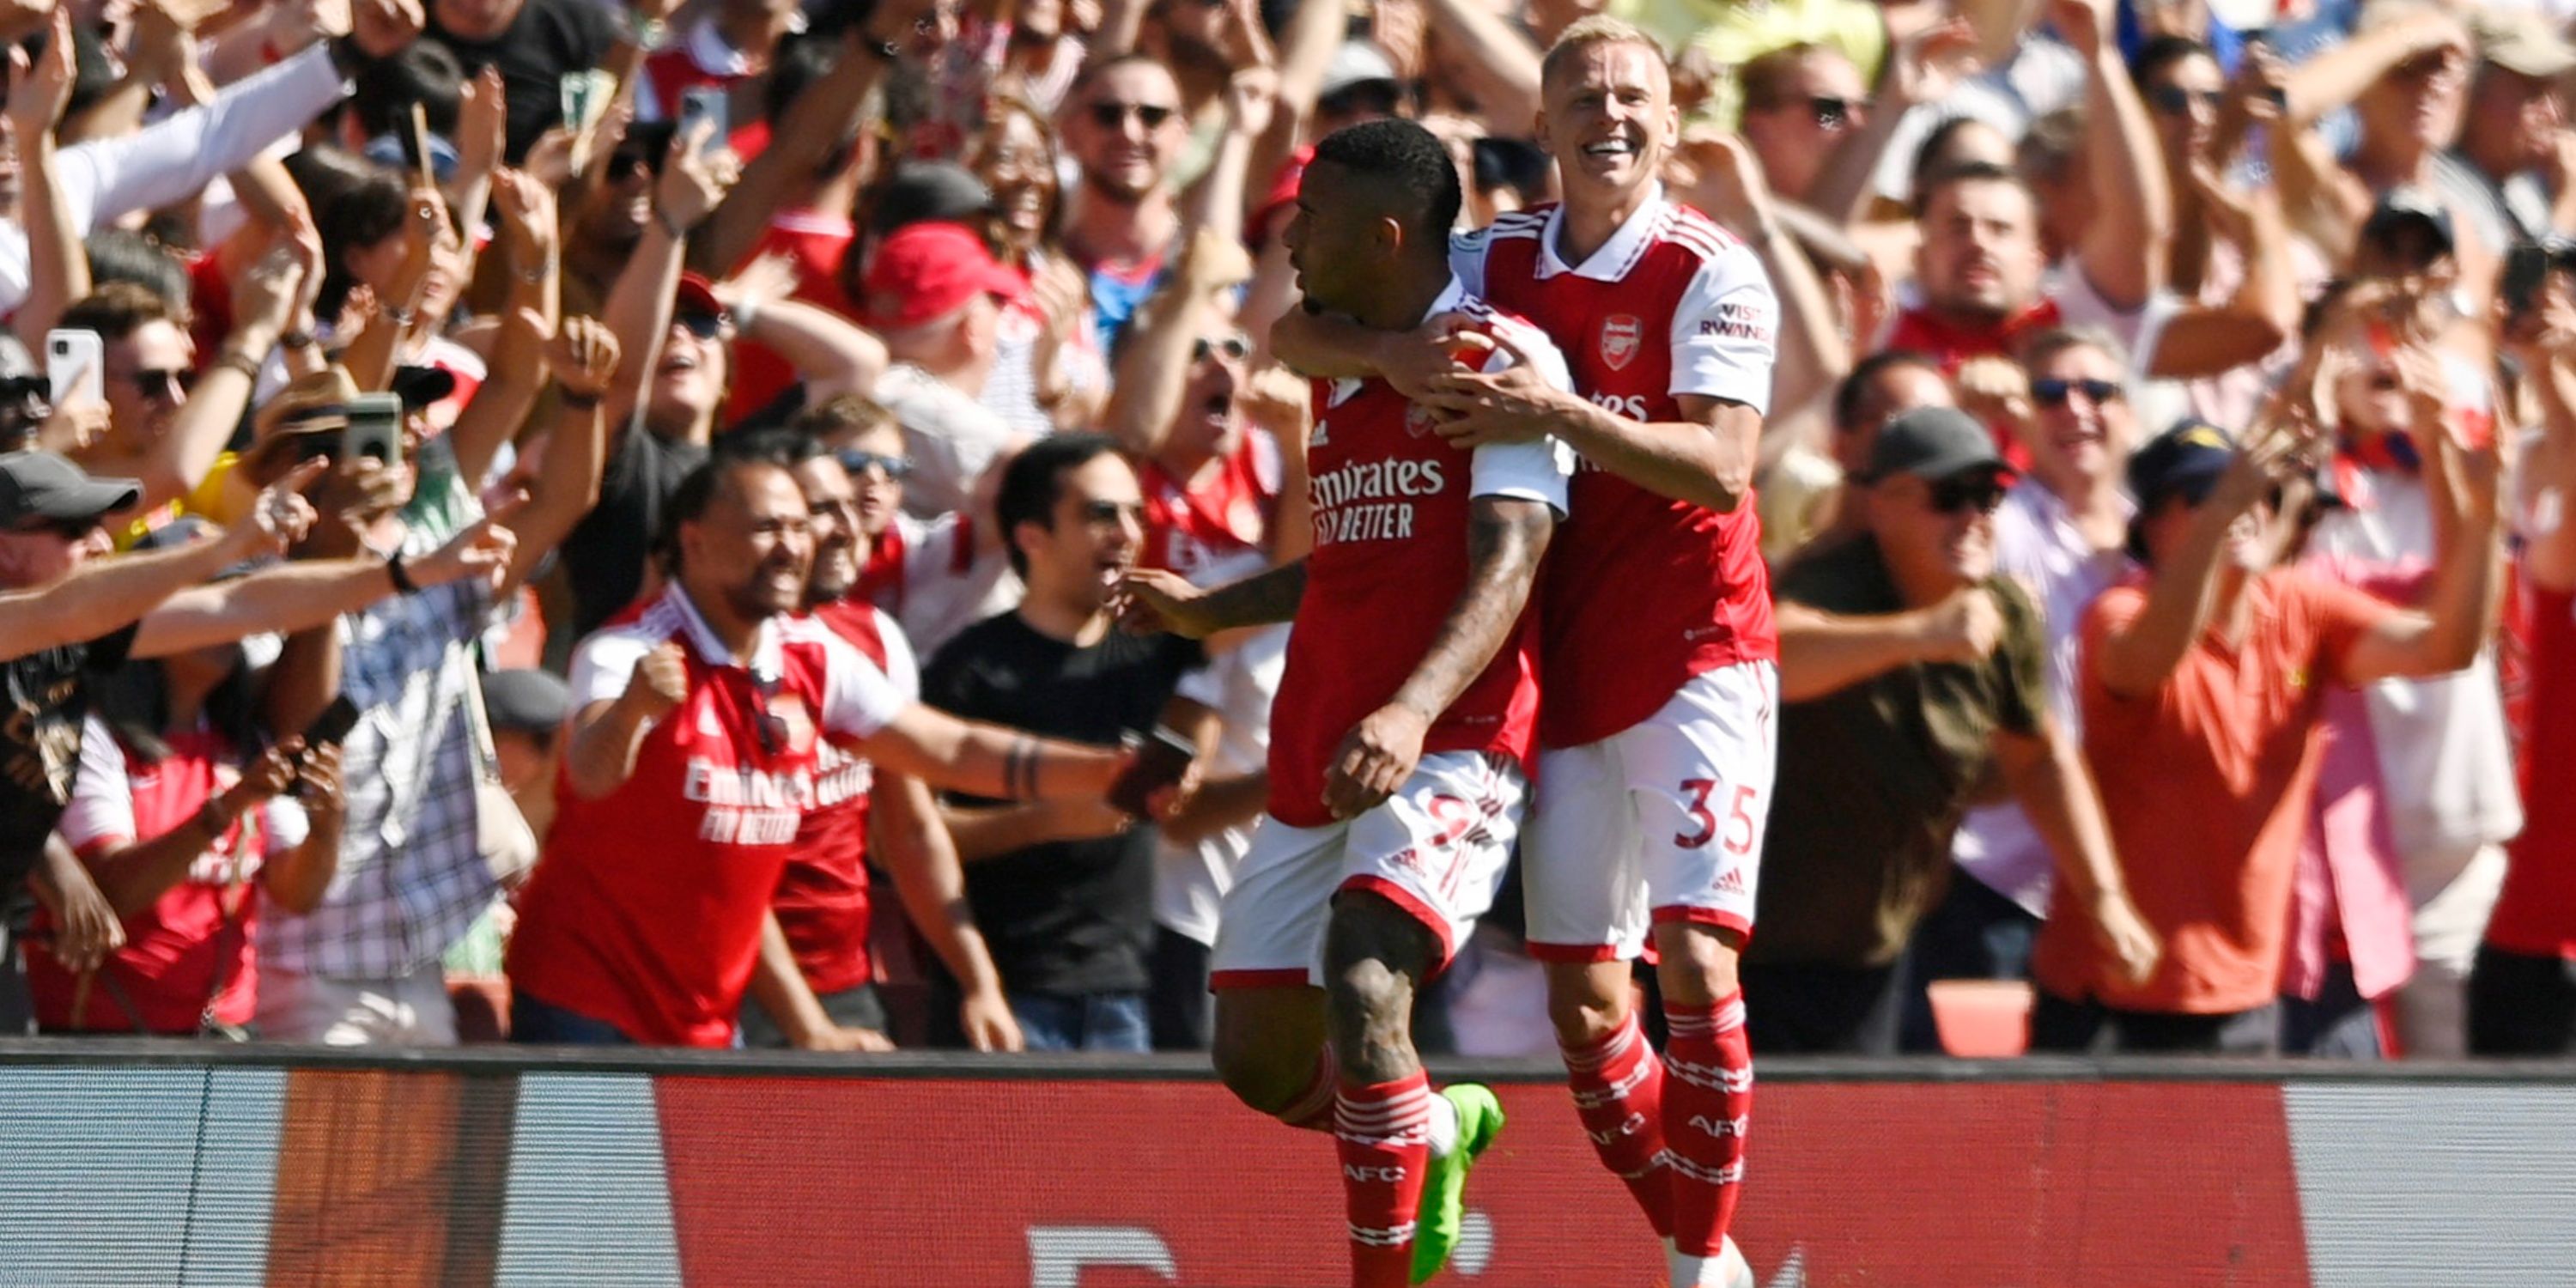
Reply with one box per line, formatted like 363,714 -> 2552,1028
0,0 -> 2573,1063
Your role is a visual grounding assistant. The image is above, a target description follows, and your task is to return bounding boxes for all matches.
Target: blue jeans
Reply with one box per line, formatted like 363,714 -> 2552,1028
1011,990 -> 1151,1053
511,991 -> 637,1045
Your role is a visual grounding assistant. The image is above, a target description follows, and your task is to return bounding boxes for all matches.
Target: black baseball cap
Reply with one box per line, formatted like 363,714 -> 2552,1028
1858,405 -> 2011,484
2360,186 -> 2456,258
2128,418 -> 2238,514
0,451 -> 141,530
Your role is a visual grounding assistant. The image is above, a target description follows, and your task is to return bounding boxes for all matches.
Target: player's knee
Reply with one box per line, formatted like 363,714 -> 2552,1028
1653,922 -> 1745,1009
1543,961 -> 1631,1048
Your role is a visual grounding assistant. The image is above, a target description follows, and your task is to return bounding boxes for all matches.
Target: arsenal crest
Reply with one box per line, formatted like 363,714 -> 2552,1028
1600,314 -> 1643,372
1404,401 -> 1437,437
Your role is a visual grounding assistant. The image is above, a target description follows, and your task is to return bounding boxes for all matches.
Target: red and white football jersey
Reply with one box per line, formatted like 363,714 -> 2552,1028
1266,278 -> 1574,829
1452,188 -> 1781,748
1138,429 -> 1282,580
507,583 -> 905,1047
770,599 -> 920,997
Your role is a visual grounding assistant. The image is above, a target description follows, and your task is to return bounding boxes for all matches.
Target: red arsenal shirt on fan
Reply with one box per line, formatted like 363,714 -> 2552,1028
507,583 -> 907,1046
1139,429 -> 1282,580
770,599 -> 920,997
1450,186 -> 1779,748
1266,277 -> 1574,829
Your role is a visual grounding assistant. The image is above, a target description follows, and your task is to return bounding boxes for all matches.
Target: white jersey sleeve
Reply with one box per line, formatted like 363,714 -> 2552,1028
567,627 -> 663,712
1669,240 -> 1780,414
817,630 -> 909,738
1467,317 -> 1577,515
59,715 -> 136,856
872,608 -> 923,704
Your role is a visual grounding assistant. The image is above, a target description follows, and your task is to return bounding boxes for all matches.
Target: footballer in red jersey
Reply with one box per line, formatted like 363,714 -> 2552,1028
1269,20 -> 1774,1287
1122,120 -> 1571,1288
507,453 -> 1163,1048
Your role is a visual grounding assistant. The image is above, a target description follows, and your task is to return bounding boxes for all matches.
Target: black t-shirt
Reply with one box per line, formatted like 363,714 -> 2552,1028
425,0 -> 622,163
0,624 -> 137,891
561,424 -> 706,643
922,613 -> 1201,998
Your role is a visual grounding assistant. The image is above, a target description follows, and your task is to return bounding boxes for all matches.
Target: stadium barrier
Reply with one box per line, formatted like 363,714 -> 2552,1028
0,1042 -> 2569,1286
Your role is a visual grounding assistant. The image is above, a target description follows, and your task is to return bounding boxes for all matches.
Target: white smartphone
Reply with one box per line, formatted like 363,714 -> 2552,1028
45,329 -> 102,406
677,85 -> 727,152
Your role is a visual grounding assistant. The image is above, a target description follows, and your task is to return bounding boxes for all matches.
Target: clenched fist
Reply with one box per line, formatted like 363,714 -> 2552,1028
1915,586 -> 2004,665
623,641 -> 689,720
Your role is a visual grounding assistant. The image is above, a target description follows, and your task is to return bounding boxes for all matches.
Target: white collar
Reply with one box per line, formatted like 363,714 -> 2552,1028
1536,184 -> 1668,283
665,582 -> 782,679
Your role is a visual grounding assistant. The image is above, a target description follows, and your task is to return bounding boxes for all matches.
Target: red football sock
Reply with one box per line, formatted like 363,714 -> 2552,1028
1561,1009 -> 1674,1237
1335,1072 -> 1432,1288
1662,993 -> 1751,1260
1276,1046 -> 1338,1133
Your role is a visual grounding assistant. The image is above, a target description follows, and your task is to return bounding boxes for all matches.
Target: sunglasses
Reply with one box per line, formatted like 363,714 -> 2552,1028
2032,377 -> 2123,408
748,671 -> 787,758
1087,100 -> 1178,131
1807,95 -> 1863,128
124,368 -> 197,400
1928,473 -> 2009,516
0,375 -> 47,403
1192,333 -> 1251,363
674,311 -> 726,339
838,449 -> 914,480
2146,85 -> 2224,115
15,517 -> 100,541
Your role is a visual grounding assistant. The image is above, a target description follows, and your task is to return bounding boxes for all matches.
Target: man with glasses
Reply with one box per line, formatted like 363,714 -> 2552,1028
1735,42 -> 1870,204
2030,397 -> 2501,1054
1060,54 -> 1193,343
1908,330 -> 2158,1049
57,266 -> 307,523
1759,406 -> 2151,1055
790,397 -> 1017,657
918,434 -> 1206,1052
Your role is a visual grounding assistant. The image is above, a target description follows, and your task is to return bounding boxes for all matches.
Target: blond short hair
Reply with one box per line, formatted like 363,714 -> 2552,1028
1540,15 -> 1670,91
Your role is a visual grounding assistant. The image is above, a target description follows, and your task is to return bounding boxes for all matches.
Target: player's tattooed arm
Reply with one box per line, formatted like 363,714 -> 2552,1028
1323,496 -> 1554,817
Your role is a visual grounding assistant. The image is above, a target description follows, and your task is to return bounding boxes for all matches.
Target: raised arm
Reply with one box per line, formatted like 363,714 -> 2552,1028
1103,227 -> 1247,458
2147,174 -> 2299,380
1674,132 -> 1848,437
0,499 -> 290,661
712,256 -> 888,404
1182,66 -> 1279,258
2054,0 -> 2170,311
1421,0 -> 1540,129
445,170 -> 562,489
2093,425 -> 2293,697
134,505 -> 513,658
7,8 -> 88,354
603,127 -> 737,429
565,641 -> 686,800
495,319 -> 621,597
2282,7 -> 2466,130
698,3 -> 934,274
1322,493 -> 1553,818
2340,355 -> 2505,684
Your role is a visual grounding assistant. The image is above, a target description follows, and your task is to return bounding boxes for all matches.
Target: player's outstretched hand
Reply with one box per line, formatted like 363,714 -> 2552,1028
1323,703 -> 1428,820
1114,568 -> 1217,638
